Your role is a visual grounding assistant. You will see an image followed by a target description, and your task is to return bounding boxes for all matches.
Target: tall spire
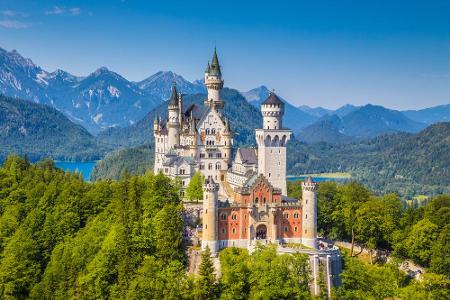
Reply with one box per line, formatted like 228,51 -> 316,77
168,84 -> 179,107
205,61 -> 210,73
209,47 -> 221,76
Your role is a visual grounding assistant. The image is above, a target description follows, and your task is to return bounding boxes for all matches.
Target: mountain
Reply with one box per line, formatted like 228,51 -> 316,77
136,71 -> 205,100
333,104 -> 359,117
299,104 -> 427,143
402,104 -> 450,124
0,95 -> 109,162
289,122 -> 450,196
242,85 -> 318,132
342,104 -> 426,138
98,88 -> 262,148
297,105 -> 332,118
298,114 -> 355,144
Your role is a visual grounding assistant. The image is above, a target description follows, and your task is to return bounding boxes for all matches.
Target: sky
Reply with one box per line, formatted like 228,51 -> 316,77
0,0 -> 449,110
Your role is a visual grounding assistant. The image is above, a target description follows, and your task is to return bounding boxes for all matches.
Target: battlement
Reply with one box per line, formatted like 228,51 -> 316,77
203,180 -> 219,192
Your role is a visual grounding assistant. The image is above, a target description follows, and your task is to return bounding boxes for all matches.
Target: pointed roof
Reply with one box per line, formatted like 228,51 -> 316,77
208,47 -> 222,76
305,176 -> 314,184
168,84 -> 179,107
205,61 -> 210,73
262,91 -> 283,105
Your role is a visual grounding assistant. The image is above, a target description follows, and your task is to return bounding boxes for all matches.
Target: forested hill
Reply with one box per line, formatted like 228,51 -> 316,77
0,95 -> 110,162
97,88 -> 262,148
288,122 -> 450,197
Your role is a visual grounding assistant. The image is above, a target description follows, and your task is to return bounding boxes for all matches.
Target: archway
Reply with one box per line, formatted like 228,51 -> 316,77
255,224 -> 267,240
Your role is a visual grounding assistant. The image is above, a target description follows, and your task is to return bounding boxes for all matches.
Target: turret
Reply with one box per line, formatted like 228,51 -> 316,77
153,115 -> 159,132
301,177 -> 318,249
204,48 -> 224,110
261,91 -> 284,130
222,117 -> 232,161
167,85 -> 180,149
202,178 -> 219,254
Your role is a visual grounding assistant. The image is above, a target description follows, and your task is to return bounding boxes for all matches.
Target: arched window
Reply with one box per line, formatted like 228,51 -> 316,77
283,212 -> 289,219
208,163 -> 213,170
263,197 -> 266,204
221,213 -> 227,220
255,197 -> 259,204
284,227 -> 288,232
231,214 -> 237,220
294,213 -> 299,219
215,163 -> 221,170
232,228 -> 236,234
294,226 -> 298,232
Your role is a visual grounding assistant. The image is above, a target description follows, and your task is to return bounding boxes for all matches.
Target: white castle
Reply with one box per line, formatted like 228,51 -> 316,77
154,49 -> 342,296
154,48 -> 291,198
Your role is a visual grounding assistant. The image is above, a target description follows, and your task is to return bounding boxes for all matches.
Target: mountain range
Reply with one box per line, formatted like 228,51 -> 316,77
1,46 -> 449,145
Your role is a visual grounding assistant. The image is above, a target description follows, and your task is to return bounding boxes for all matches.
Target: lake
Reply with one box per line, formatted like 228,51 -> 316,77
55,161 -> 96,181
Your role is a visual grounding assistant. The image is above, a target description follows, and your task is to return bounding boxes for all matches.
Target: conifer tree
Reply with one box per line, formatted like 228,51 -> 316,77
195,246 -> 218,299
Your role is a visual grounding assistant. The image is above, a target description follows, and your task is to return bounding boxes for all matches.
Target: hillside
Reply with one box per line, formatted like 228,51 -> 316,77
90,144 -> 154,181
98,88 -> 263,148
0,95 -> 109,162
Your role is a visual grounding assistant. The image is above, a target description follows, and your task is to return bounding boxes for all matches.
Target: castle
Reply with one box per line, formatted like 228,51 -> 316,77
154,49 -> 318,253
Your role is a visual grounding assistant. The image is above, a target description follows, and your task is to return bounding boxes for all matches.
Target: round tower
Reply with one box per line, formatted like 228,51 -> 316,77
204,47 -> 224,110
261,91 -> 284,130
202,178 -> 219,254
222,118 -> 232,162
301,177 -> 318,249
167,85 -> 180,150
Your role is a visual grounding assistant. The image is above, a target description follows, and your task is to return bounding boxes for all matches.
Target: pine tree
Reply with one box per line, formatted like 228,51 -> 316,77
195,246 -> 218,299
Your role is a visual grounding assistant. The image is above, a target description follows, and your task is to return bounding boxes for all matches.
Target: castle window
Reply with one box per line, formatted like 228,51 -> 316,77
305,214 -> 307,219
283,213 -> 289,219
212,129 -> 216,134
215,163 -> 221,170
294,226 -> 298,232
179,169 -> 185,175
208,163 -> 213,170
200,153 -> 205,158
205,224 -> 207,229
284,227 -> 288,232
217,153 -> 222,158
222,228 -> 226,234
255,197 -> 259,204
199,164 -> 204,170
232,228 -> 236,234
263,197 -> 266,204
294,213 -> 299,219
221,213 -> 227,220
209,153 -> 214,158
231,214 -> 237,220
206,129 -> 210,135
268,173 -> 271,178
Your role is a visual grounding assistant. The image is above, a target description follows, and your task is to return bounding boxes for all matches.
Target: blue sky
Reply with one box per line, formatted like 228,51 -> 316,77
1,0 -> 449,109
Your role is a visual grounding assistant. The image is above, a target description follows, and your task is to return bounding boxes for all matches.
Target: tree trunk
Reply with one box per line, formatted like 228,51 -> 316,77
350,228 -> 355,257
369,249 -> 373,264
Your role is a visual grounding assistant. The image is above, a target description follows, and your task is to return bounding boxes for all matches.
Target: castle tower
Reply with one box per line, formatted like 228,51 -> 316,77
255,91 -> 292,195
222,117 -> 232,161
301,177 -> 318,249
167,85 -> 180,150
204,48 -> 224,110
202,178 -> 219,254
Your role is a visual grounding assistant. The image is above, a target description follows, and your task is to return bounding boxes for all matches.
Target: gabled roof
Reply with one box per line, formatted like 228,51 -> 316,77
238,148 -> 257,165
262,91 -> 283,105
163,155 -> 196,167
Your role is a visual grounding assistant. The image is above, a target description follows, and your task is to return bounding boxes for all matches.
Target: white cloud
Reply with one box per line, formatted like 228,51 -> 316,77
1,10 -> 29,17
0,20 -> 31,29
45,6 -> 82,16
